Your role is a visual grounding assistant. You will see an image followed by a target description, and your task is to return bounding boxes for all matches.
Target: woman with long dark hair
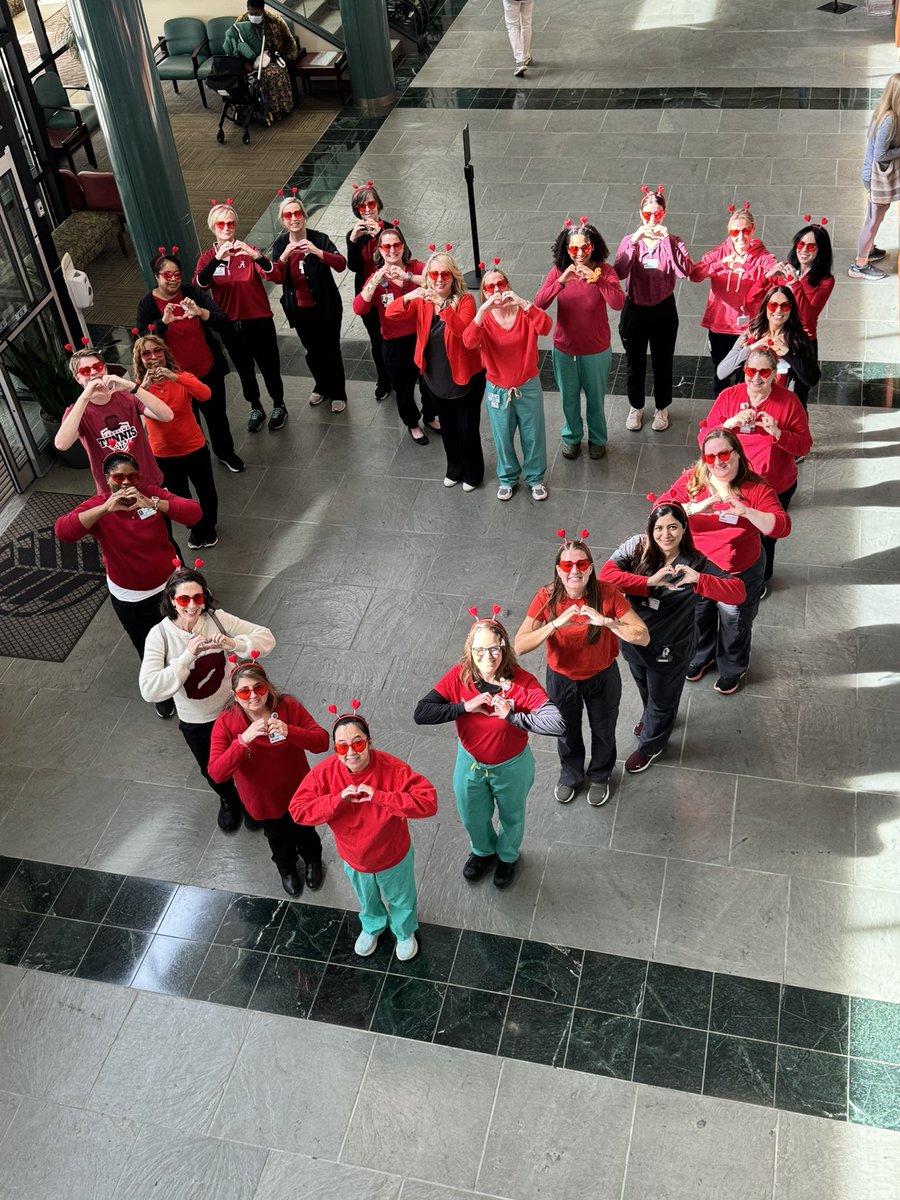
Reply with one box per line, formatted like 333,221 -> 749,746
783,221 -> 835,340
600,504 -> 745,774
346,182 -> 391,400
514,534 -> 649,805
715,285 -> 821,408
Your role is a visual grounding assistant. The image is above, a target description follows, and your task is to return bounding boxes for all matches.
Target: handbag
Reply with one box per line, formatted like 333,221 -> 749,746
869,156 -> 900,204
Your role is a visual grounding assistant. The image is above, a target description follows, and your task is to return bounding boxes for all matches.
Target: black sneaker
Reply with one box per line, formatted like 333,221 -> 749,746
247,409 -> 266,433
217,800 -> 241,833
268,407 -> 288,430
493,859 -> 517,888
686,658 -> 715,682
218,454 -> 245,473
554,782 -> 576,804
713,674 -> 744,695
155,699 -> 175,719
242,808 -> 261,831
561,441 -> 581,460
187,532 -> 204,550
462,852 -> 496,882
869,246 -> 887,262
203,532 -> 219,548
760,583 -> 769,600
375,382 -> 391,401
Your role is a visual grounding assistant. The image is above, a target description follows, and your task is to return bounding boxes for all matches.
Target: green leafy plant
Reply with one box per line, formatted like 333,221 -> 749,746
5,338 -> 80,422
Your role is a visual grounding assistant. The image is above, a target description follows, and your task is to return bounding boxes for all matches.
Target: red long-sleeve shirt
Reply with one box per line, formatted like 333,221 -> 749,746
144,373 -> 210,458
194,245 -> 274,321
699,383 -> 812,495
656,473 -> 791,573
208,696 -> 329,821
385,293 -> 483,384
689,240 -> 778,334
432,664 -> 551,765
289,749 -> 437,873
353,260 -> 425,339
599,556 -> 746,606
533,264 -> 625,355
462,304 -> 552,389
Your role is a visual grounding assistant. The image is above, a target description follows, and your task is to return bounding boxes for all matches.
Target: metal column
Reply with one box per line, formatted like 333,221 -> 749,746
338,0 -> 396,111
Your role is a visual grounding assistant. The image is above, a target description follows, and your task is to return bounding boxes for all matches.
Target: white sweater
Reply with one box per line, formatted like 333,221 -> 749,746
139,610 -> 276,724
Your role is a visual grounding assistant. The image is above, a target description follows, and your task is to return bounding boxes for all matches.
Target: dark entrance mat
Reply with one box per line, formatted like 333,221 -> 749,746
0,491 -> 106,662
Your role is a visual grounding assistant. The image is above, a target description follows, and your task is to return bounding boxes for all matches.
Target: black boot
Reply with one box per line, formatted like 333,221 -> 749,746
279,867 -> 301,896
217,799 -> 241,833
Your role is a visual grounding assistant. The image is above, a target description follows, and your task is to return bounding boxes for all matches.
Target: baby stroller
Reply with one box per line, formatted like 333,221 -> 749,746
207,54 -> 273,145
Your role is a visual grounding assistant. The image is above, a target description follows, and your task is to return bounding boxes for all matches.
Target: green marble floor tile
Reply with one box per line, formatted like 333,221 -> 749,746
576,951 -> 646,1017
309,963 -> 384,1030
643,962 -> 713,1030
780,985 -> 849,1055
389,922 -> 460,983
513,940 -> 582,1005
18,915 -> 96,976
189,944 -> 266,1008
271,902 -> 344,962
849,1058 -> 900,1131
775,1046 -> 849,1121
248,954 -> 325,1019
633,1022 -> 707,1093
371,974 -> 445,1041
499,996 -> 572,1067
703,1034 -> 777,1107
449,930 -> 520,993
131,934 -> 208,999
434,984 -> 508,1055
710,974 -> 780,1042
850,997 -> 900,1066
566,1009 -> 639,1079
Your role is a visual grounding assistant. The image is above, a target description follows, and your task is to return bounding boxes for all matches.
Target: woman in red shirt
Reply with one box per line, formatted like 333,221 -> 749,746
355,225 -> 435,443
346,183 -> 391,401
133,335 -> 219,550
387,250 -> 486,490
715,287 -> 821,408
414,615 -> 564,889
534,218 -> 625,458
194,203 -> 286,432
657,428 -> 791,694
290,706 -> 438,961
515,535 -> 649,806
462,266 -> 553,501
209,661 -> 328,896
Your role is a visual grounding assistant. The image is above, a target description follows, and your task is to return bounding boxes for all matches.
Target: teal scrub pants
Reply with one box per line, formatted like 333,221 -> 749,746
343,845 -> 418,940
484,375 -> 547,487
552,346 -> 611,447
452,743 -> 535,863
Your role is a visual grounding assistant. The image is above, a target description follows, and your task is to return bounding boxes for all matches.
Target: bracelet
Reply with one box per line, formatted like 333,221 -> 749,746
130,382 -> 139,394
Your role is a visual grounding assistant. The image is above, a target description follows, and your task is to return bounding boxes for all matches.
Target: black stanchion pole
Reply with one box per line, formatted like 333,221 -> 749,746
461,124 -> 482,290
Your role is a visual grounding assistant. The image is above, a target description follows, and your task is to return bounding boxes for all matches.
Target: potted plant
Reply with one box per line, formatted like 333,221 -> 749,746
5,337 -> 88,468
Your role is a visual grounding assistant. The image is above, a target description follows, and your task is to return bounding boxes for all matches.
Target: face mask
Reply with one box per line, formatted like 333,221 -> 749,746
248,12 -> 263,23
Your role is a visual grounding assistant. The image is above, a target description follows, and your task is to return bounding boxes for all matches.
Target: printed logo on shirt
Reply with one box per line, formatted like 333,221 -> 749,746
184,649 -> 226,701
97,421 -> 138,453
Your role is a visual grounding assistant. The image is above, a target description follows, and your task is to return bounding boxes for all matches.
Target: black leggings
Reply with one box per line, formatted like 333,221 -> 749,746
156,445 -> 219,542
709,331 -> 740,397
179,718 -> 240,807
222,316 -> 283,409
291,307 -> 346,401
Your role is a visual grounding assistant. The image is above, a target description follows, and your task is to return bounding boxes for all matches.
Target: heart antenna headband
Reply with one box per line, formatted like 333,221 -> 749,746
209,198 -> 233,207
477,256 -> 503,270
428,243 -> 454,253
227,650 -> 262,677
326,698 -> 371,737
170,557 -> 205,570
276,186 -> 300,198
64,337 -> 92,353
801,215 -> 829,227
556,528 -> 590,546
351,181 -> 375,191
564,216 -> 590,233
727,201 -> 752,216
646,493 -> 689,521
468,604 -> 502,622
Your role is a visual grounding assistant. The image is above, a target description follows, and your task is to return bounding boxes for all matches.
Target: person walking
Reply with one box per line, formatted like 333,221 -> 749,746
503,0 -> 534,77
850,73 -> 900,280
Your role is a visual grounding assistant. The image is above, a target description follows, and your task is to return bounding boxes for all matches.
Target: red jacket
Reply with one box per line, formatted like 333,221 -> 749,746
462,304 -> 553,389
689,240 -> 778,334
385,292 -> 483,385
699,383 -> 812,495
208,695 -> 329,821
289,749 -> 437,873
144,373 -> 210,458
54,490 -> 201,590
353,259 -> 425,339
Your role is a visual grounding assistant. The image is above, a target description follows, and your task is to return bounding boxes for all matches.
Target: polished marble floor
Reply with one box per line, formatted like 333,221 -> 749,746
1,0 -> 900,1195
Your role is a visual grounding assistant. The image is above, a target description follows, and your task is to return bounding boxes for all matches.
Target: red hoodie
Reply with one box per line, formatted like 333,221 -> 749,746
689,240 -> 778,334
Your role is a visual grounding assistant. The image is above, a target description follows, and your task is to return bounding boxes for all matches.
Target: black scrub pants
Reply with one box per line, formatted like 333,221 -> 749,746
546,661 -> 621,787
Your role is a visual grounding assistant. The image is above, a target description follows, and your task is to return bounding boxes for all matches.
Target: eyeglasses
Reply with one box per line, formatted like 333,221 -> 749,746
428,270 -> 452,282
567,243 -> 591,257
795,241 -> 817,253
558,558 -> 591,573
766,301 -> 791,313
728,227 -> 752,238
77,362 -> 105,378
173,592 -> 204,608
358,202 -> 379,214
703,450 -> 734,464
472,646 -> 502,659
335,736 -> 368,755
234,683 -> 268,700
744,366 -> 773,380
108,471 -> 138,484
380,242 -> 402,253
214,220 -> 236,230
159,270 -> 182,281
482,281 -> 507,295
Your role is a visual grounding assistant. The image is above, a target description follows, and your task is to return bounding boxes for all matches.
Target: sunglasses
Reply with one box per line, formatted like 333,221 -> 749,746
358,202 -> 379,214
744,366 -> 773,380
283,210 -> 305,220
141,348 -> 165,358
472,646 -> 502,658
380,242 -> 402,252
728,228 -> 752,238
173,592 -> 204,608
567,243 -> 591,257
214,221 -> 236,230
335,736 -> 368,755
795,241 -> 817,253
159,271 -> 182,281
428,270 -> 452,282
767,301 -> 791,313
703,450 -> 734,464
559,558 -> 591,573
235,683 -> 268,700
77,362 -> 105,378
108,471 -> 138,484
640,210 -> 663,221
482,281 -> 507,295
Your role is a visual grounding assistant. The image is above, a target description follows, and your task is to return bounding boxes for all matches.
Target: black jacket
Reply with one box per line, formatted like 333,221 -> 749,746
271,227 -> 344,327
135,282 -> 231,377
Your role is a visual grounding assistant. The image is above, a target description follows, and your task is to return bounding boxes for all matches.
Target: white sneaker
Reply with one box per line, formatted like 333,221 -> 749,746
531,484 -> 548,501
514,62 -> 527,77
443,476 -> 459,488
395,934 -> 419,962
497,484 -> 514,501
354,931 -> 379,957
331,398 -> 347,413
462,482 -> 476,492
309,391 -> 326,406
625,407 -> 643,431
651,408 -> 669,431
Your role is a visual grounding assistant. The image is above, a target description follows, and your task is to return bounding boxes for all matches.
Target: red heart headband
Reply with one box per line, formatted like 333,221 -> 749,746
170,557 -> 205,569
556,528 -> 590,544
155,245 -> 179,256
64,337 -> 92,352
640,185 -> 665,195
351,181 -> 375,191
327,699 -> 362,716
209,198 -> 233,206
727,201 -> 752,215
564,216 -> 590,230
469,604 -> 502,622
227,650 -> 261,676
802,215 -> 828,227
477,256 -> 502,270
646,493 -> 689,518
428,243 -> 454,252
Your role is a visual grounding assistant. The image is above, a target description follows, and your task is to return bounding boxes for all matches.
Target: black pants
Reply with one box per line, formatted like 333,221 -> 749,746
432,372 -> 485,486
222,316 -> 284,409
709,331 -> 740,397
291,307 -> 347,401
622,644 -> 690,755
156,445 -> 219,542
619,294 -> 679,410
195,365 -> 237,460
361,304 -> 391,392
761,481 -> 797,581
259,811 -> 322,871
382,334 -> 435,427
546,661 -> 621,786
179,718 -> 240,807
693,549 -> 765,678
792,338 -> 816,412
110,591 -> 165,658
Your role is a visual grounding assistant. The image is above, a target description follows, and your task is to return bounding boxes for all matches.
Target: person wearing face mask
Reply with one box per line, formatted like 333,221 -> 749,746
614,187 -> 693,432
414,614 -> 565,889
656,428 -> 791,694
132,334 -> 219,551
290,705 -> 438,961
689,205 -> 778,395
269,194 -> 348,414
223,2 -> 297,118
387,250 -> 486,491
210,663 -> 327,894
135,251 -> 243,474
346,183 -> 391,401
715,287 -> 820,410
534,218 -> 625,460
600,504 -> 745,774
700,348 -> 810,588
355,225 -> 436,443
194,203 -> 286,433
140,564 -> 276,833
515,534 -> 649,806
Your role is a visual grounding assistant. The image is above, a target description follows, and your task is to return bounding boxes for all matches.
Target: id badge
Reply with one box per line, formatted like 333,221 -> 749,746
642,257 -> 659,269
776,360 -> 789,374
136,506 -> 156,520
213,263 -> 227,277
381,293 -> 392,307
739,423 -> 755,434
647,597 -> 661,611
489,392 -> 501,409
736,314 -> 750,328
717,511 -> 739,525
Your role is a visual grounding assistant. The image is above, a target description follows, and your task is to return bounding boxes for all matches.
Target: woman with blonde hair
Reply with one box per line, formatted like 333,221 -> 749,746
850,73 -> 900,280
387,250 -> 486,490
194,202 -> 285,432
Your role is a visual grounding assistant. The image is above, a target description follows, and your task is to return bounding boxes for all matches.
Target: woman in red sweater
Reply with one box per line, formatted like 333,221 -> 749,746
700,348 -> 811,587
290,706 -> 438,961
209,662 -> 328,896
194,203 -> 286,432
132,335 -> 219,551
534,218 -> 625,459
689,204 -> 779,395
657,428 -> 791,694
462,266 -> 553,501
386,250 -> 486,490
346,183 -> 391,401
355,225 -> 435,443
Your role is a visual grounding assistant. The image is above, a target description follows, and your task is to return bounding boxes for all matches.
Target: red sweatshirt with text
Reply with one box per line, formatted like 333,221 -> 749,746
689,240 -> 778,334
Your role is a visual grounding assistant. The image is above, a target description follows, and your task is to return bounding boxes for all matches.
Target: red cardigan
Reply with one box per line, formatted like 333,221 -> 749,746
385,293 -> 483,385
462,304 -> 553,389
699,383 -> 812,495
